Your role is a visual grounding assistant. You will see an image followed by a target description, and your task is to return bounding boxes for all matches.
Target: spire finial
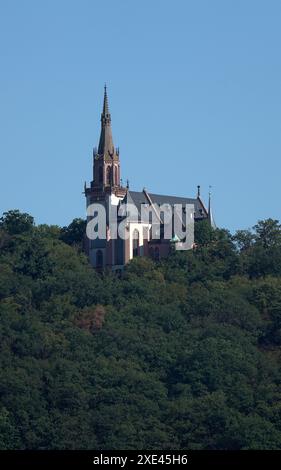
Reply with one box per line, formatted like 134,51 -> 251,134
102,83 -> 110,116
197,185 -> 201,198
208,185 -> 212,208
98,85 -> 114,155
207,185 -> 216,228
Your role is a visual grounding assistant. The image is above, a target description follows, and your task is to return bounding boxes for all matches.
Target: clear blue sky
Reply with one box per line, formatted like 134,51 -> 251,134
0,0 -> 280,232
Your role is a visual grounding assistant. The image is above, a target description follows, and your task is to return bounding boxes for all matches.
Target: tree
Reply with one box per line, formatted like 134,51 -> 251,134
1,210 -> 281,450
0,210 -> 34,235
254,219 -> 281,248
194,220 -> 214,246
60,218 -> 86,248
233,229 -> 254,252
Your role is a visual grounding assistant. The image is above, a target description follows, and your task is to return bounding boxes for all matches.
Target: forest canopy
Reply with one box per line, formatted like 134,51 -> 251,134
1,210 -> 281,449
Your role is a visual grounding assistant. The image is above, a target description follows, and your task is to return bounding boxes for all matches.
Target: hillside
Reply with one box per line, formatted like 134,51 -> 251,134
1,210 -> 281,449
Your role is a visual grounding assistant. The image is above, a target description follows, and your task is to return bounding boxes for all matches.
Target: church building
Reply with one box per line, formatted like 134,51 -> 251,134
84,87 -> 213,270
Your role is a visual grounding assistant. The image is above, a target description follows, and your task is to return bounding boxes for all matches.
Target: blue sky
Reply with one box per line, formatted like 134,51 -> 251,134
0,0 -> 280,232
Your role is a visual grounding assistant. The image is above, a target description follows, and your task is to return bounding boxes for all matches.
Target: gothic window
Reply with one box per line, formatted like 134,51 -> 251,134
106,166 -> 111,185
99,166 -> 103,183
115,166 -> 118,186
96,250 -> 103,268
133,229 -> 139,258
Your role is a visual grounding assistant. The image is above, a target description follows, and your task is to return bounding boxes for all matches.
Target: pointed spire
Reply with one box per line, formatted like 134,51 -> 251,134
208,185 -> 216,228
208,186 -> 211,213
103,84 -> 110,116
98,85 -> 115,157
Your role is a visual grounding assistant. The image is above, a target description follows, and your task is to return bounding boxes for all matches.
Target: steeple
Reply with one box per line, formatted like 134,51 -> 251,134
208,186 -> 216,228
102,84 -> 110,116
98,85 -> 115,159
92,86 -> 121,192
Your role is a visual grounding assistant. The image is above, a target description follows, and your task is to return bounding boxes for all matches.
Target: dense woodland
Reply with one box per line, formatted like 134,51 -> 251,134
1,210 -> 281,449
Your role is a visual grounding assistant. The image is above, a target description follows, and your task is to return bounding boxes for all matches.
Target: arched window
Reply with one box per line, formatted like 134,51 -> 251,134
99,166 -> 103,183
106,166 -> 111,185
155,246 -> 160,261
133,229 -> 139,257
96,250 -> 103,268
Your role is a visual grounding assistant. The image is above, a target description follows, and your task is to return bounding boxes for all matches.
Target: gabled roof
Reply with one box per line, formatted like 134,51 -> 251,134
123,190 -> 208,221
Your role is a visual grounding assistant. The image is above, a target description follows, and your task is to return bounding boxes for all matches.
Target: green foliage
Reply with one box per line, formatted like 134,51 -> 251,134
1,211 -> 281,449
254,219 -> 281,248
60,218 -> 86,249
0,210 -> 34,235
234,219 -> 281,278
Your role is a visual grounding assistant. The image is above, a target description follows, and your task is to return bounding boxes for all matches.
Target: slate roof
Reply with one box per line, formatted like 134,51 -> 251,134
124,190 -> 208,221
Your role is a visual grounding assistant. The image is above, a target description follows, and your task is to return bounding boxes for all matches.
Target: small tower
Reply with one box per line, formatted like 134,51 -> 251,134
92,85 -> 121,192
84,86 -> 127,270
208,186 -> 216,228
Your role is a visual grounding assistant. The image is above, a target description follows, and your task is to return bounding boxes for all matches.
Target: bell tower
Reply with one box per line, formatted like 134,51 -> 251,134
84,86 -> 127,270
92,85 -> 122,193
